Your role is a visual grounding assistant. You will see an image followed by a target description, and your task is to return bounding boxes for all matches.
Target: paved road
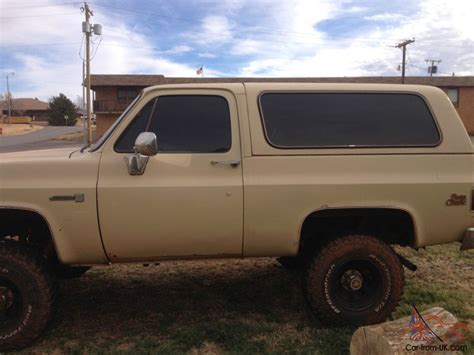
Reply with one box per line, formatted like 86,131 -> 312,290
0,126 -> 83,153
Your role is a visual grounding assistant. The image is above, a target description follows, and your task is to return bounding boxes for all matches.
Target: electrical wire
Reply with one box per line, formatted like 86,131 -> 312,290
89,1 -> 472,48
0,2 -> 81,9
90,35 -> 102,60
78,34 -> 85,60
1,42 -> 80,48
0,12 -> 77,19
406,48 -> 444,73
88,2 -> 394,46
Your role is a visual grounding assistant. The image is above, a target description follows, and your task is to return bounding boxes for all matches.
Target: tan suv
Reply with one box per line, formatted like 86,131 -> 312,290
1,83 -> 473,350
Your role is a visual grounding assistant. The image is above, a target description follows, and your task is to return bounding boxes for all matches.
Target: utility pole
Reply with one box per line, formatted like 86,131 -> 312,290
81,3 -> 101,145
425,59 -> 441,76
83,2 -> 93,145
82,60 -> 87,146
395,38 -> 415,84
5,72 -> 14,123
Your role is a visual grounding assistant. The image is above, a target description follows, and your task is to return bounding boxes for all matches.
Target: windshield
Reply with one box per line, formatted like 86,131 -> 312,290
89,92 -> 143,152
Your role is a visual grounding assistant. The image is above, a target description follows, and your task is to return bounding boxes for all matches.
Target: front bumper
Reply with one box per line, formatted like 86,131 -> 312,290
461,228 -> 474,251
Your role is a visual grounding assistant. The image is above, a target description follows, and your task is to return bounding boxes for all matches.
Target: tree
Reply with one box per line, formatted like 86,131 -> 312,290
1,92 -> 15,116
48,93 -> 78,126
74,95 -> 85,114
0,92 -> 13,101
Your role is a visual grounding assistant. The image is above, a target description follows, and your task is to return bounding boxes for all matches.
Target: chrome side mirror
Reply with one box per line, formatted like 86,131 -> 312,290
124,132 -> 158,175
135,132 -> 158,156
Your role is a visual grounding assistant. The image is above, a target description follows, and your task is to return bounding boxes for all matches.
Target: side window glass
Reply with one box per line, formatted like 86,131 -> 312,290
115,99 -> 155,152
260,93 -> 440,148
115,95 -> 231,153
148,95 -> 231,153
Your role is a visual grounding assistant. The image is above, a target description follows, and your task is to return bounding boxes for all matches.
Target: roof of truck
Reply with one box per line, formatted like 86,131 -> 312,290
141,82 -> 447,96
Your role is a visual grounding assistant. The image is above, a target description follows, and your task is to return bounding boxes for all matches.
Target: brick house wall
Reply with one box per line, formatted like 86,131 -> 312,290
95,86 -> 119,137
96,113 -> 118,137
94,86 -> 142,137
457,87 -> 474,135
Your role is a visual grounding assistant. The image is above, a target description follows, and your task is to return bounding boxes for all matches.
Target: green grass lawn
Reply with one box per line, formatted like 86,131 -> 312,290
20,243 -> 473,354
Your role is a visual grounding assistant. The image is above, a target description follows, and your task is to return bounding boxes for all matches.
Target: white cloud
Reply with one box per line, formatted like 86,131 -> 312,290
237,0 -> 474,77
197,15 -> 233,45
198,52 -> 217,58
364,13 -> 404,21
0,0 -> 217,99
231,39 -> 263,55
0,4 -> 81,46
162,45 -> 193,54
1,0 -> 473,100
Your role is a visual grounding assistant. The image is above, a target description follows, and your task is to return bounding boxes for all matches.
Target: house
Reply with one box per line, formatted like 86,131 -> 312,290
90,75 -> 474,138
0,98 -> 49,121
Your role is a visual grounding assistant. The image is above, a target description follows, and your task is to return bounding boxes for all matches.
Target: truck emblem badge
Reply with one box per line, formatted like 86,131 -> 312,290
445,194 -> 466,206
49,194 -> 85,203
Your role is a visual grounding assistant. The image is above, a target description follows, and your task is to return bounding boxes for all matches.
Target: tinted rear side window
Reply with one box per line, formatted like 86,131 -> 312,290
259,93 -> 440,148
115,95 -> 231,153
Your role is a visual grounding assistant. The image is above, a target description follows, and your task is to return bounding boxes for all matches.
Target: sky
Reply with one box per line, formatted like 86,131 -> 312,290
1,0 -> 473,101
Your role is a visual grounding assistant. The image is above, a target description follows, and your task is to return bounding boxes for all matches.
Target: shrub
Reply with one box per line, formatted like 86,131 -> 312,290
48,93 -> 78,126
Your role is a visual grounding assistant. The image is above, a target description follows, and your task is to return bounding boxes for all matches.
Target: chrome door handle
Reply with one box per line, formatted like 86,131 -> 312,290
210,160 -> 241,167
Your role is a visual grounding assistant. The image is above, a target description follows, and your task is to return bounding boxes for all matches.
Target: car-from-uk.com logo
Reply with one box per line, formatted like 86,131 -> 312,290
404,305 -> 469,352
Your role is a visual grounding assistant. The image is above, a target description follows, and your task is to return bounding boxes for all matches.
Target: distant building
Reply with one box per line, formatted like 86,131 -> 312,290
0,98 -> 49,121
90,75 -> 474,138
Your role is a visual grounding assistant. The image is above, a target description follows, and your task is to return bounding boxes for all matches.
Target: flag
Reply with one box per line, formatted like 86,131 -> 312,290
196,66 -> 203,75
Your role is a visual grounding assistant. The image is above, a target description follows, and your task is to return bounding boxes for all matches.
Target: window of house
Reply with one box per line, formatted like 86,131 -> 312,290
259,93 -> 440,148
117,88 -> 139,103
447,88 -> 459,106
115,95 -> 231,153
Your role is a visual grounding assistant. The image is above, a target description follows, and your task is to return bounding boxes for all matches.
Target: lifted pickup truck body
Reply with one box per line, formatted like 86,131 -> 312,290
1,83 -> 473,350
1,83 -> 473,264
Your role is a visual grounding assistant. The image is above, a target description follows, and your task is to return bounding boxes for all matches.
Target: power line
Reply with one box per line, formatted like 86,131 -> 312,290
0,2 -> 81,9
89,2 -> 473,46
0,12 -> 77,19
1,42 -> 81,47
90,35 -> 102,60
88,2 -> 394,46
3,1 -> 469,50
78,35 -> 85,60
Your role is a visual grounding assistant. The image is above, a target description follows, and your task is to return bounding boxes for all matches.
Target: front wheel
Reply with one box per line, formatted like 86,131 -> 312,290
305,235 -> 404,325
0,243 -> 56,351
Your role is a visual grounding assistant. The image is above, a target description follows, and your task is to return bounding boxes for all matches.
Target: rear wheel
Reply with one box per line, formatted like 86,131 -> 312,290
0,243 -> 56,351
305,235 -> 404,325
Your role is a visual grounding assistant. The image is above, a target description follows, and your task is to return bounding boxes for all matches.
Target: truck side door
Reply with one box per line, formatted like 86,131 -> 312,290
97,89 -> 243,260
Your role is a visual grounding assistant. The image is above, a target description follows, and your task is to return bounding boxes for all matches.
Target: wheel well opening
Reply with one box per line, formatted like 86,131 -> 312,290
0,209 -> 58,262
298,208 -> 416,259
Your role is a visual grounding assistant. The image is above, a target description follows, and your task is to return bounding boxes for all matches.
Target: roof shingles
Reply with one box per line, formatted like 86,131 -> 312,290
0,98 -> 48,111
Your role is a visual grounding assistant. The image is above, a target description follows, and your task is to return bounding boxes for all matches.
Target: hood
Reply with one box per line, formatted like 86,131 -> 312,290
0,147 -> 80,162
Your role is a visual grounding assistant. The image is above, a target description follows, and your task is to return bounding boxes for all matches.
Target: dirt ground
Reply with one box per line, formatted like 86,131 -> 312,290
0,123 -> 44,136
51,131 -> 86,141
18,243 -> 474,354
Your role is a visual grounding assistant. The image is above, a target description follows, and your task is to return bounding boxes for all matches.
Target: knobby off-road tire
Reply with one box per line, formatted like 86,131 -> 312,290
305,235 -> 404,326
0,243 -> 56,351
